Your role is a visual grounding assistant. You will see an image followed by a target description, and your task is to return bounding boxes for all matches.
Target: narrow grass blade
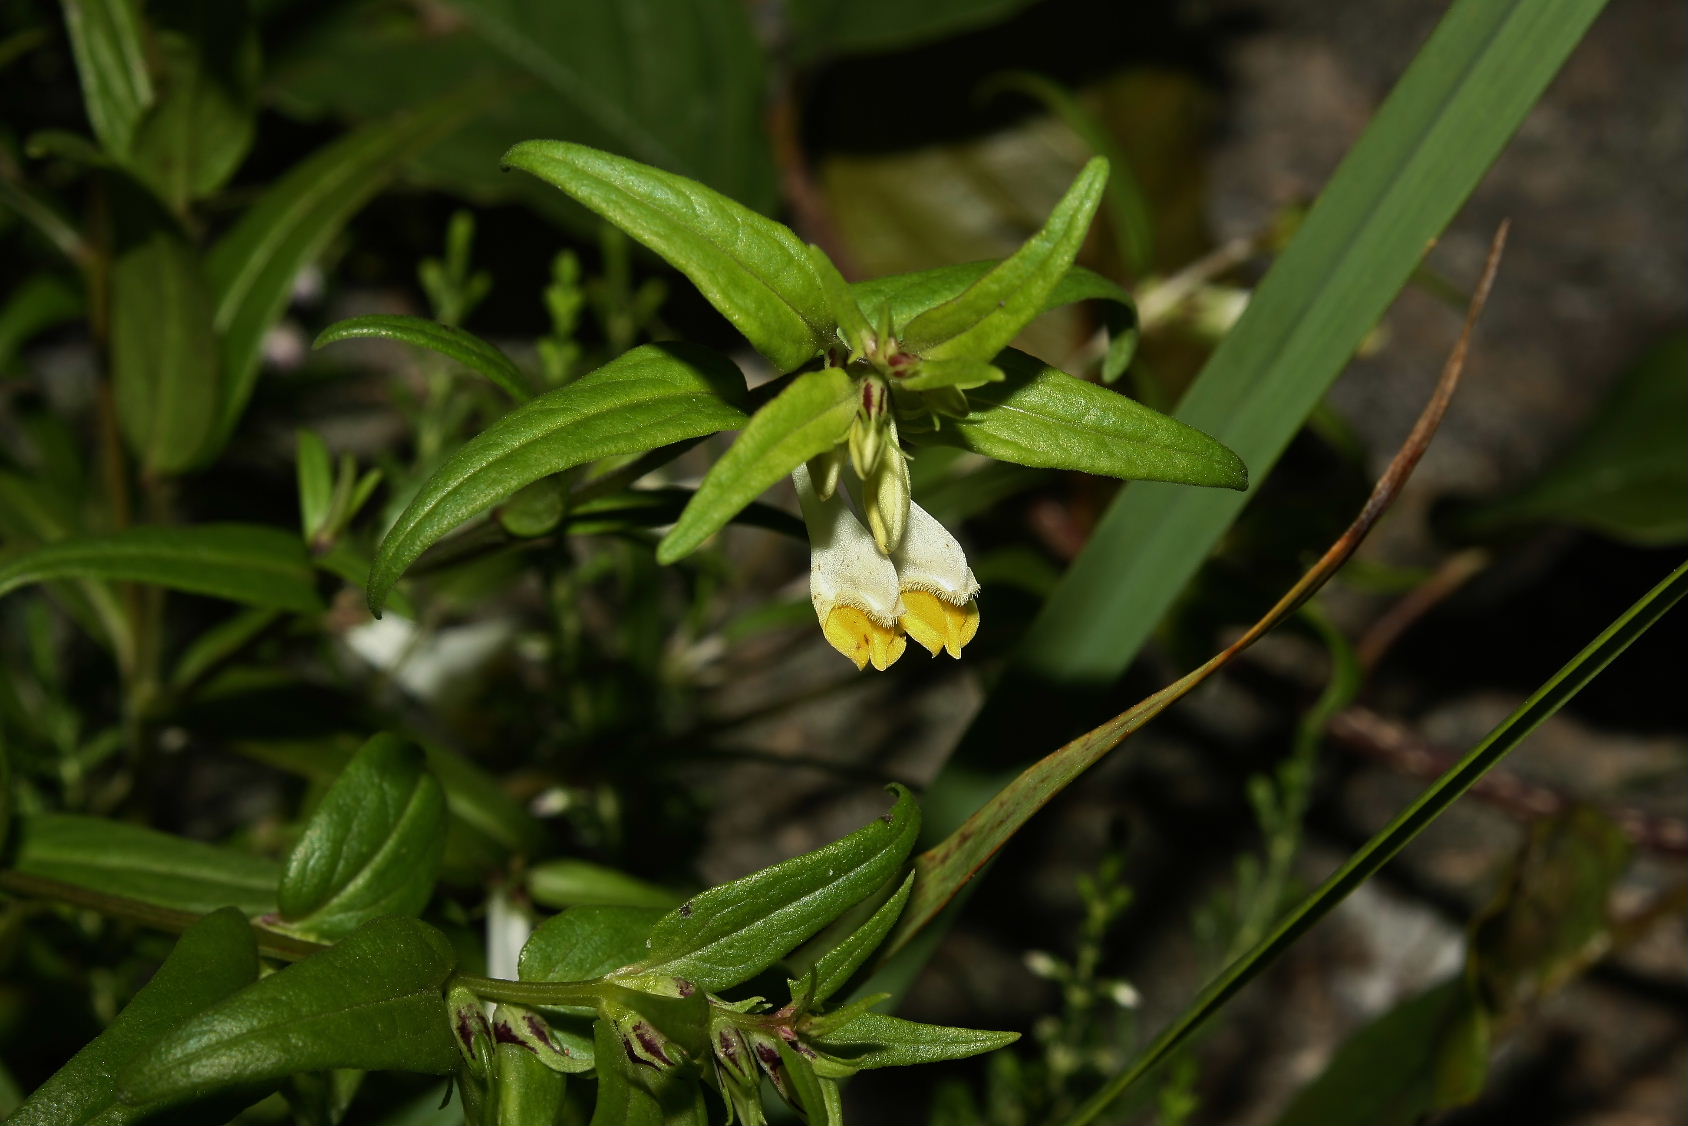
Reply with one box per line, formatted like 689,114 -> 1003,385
1066,556 -> 1688,1124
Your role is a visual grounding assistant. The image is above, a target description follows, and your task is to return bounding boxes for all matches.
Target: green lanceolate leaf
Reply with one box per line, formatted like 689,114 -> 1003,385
656,364 -> 857,564
801,871 -> 914,1005
10,908 -> 258,1126
315,314 -> 533,403
900,157 -> 1108,362
633,786 -> 918,993
60,0 -> 154,156
807,243 -> 873,354
1463,334 -> 1688,546
118,916 -> 460,1106
368,342 -> 746,613
920,349 -> 1246,489
206,90 -> 481,456
898,358 -> 1003,392
0,523 -> 323,615
502,140 -> 832,372
10,813 -> 279,916
521,905 -> 666,987
278,734 -> 446,941
127,0 -> 259,208
1009,0 -> 1612,689
855,262 -> 1139,380
107,176 -> 220,475
810,1011 -> 1017,1071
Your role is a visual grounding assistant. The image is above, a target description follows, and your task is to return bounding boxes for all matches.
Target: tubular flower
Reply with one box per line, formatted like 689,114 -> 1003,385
891,500 -> 981,658
793,464 -> 907,671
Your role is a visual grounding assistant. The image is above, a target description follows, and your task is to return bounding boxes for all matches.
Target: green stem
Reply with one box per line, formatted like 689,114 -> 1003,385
454,973 -> 606,1008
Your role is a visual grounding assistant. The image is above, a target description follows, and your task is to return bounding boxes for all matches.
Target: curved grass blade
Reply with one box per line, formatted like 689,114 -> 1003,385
316,315 -> 533,402
1066,556 -> 1688,1124
1006,0 -> 1610,690
368,342 -> 746,614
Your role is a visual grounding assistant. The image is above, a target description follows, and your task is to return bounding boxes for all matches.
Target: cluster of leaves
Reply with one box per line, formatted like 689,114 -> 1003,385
11,736 -> 1010,1125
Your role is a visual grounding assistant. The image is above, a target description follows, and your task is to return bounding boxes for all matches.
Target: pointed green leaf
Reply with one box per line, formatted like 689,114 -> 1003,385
10,908 -> 258,1126
774,1038 -> 830,1123
315,314 -> 534,403
656,365 -> 857,564
368,342 -> 746,613
855,262 -> 1138,380
918,349 -> 1245,489
521,905 -> 667,987
801,872 -> 914,1005
900,157 -> 1107,362
127,0 -> 259,207
10,813 -> 278,916
807,244 -> 872,354
206,91 -> 482,457
118,917 -> 460,1106
633,786 -> 918,993
810,1011 -> 1016,1070
296,431 -> 334,539
60,0 -> 153,156
278,734 -> 446,941
502,140 -> 831,372
0,523 -> 323,615
107,176 -> 220,475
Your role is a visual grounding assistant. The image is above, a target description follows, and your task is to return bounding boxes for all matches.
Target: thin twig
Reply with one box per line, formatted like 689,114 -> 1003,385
1328,705 -> 1688,857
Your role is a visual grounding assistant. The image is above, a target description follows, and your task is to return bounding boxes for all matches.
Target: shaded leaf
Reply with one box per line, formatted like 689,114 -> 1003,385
9,908 -> 258,1126
920,349 -> 1245,488
633,786 -> 918,993
1276,976 -> 1488,1126
206,91 -> 482,456
0,523 -> 323,615
10,813 -> 279,916
786,0 -> 1036,62
278,734 -> 446,941
60,0 -> 153,156
502,140 -> 830,372
107,176 -> 219,474
127,0 -> 259,207
526,860 -> 682,911
369,342 -> 746,613
315,314 -> 532,403
587,1018 -> 662,1126
1463,334 -> 1688,545
495,1042 -> 567,1126
656,365 -> 856,564
118,917 -> 460,1105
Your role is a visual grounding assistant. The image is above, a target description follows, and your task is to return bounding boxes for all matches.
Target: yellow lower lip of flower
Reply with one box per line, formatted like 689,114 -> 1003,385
900,591 -> 979,658
821,606 -> 907,671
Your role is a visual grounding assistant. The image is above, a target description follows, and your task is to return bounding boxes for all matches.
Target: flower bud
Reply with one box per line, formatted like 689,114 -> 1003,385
794,464 -> 907,671
891,501 -> 980,658
847,373 -> 892,477
862,441 -> 910,556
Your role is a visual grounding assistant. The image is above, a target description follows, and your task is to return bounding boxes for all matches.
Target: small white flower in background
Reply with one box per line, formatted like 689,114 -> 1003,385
892,499 -> 980,659
794,464 -> 907,671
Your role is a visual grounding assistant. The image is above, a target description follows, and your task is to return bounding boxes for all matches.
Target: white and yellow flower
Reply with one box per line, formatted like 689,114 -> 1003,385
892,500 -> 980,659
793,463 -> 907,671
